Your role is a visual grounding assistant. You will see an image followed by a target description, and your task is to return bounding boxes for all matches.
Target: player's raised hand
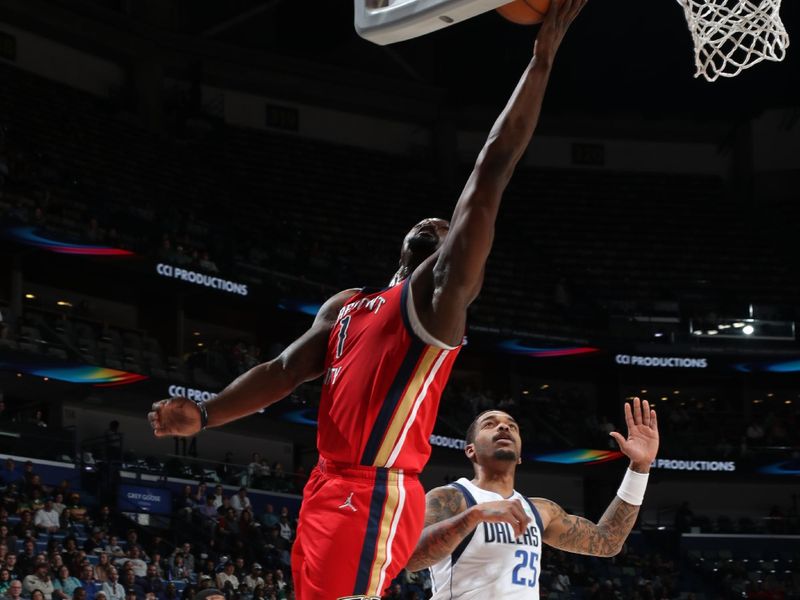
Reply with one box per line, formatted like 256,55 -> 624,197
610,397 -> 660,472
148,397 -> 202,438
534,0 -> 589,61
468,499 -> 532,539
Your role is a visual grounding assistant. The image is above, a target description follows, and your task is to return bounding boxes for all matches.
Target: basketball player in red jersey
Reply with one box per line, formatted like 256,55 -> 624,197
148,1 -> 587,598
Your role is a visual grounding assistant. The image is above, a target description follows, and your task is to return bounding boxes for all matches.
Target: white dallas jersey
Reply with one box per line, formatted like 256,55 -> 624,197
429,478 -> 544,599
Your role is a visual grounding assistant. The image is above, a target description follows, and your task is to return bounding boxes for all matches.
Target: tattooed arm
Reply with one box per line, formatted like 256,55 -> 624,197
534,397 -> 659,558
533,496 -> 640,558
406,486 -> 532,572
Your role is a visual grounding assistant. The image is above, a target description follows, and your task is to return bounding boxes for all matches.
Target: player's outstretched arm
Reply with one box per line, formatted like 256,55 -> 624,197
534,398 -> 659,557
147,288 -> 358,437
414,0 -> 588,346
406,487 -> 532,572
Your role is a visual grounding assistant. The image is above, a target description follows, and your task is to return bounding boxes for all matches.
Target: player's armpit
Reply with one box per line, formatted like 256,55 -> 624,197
198,288 -> 358,430
533,497 -> 639,558
405,486 -> 470,572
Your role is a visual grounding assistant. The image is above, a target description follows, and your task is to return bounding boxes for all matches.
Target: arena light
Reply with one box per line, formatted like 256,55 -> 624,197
24,293 -> 35,300
691,318 -> 791,340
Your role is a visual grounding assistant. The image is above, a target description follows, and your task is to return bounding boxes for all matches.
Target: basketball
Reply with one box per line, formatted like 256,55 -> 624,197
496,0 -> 550,25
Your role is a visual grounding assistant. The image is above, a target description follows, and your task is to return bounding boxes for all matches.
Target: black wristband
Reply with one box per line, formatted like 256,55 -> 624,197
197,401 -> 209,431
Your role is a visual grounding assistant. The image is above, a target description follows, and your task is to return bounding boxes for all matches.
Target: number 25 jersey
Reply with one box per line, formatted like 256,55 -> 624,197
430,478 -> 544,599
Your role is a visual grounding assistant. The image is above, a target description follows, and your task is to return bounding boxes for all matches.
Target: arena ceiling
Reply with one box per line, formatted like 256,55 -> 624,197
38,0 -> 800,122
179,0 -> 799,120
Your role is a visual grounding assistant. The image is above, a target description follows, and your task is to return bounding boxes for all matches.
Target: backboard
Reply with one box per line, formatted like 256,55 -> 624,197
355,0 -> 512,45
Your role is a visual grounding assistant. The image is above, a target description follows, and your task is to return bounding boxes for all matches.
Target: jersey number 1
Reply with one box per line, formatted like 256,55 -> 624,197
335,316 -> 351,359
511,550 -> 538,588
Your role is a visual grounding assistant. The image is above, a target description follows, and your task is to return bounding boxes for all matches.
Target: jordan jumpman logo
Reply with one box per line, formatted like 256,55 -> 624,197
338,492 -> 357,512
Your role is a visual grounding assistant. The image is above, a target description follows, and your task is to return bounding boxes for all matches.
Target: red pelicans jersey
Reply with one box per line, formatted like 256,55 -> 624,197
317,277 -> 462,473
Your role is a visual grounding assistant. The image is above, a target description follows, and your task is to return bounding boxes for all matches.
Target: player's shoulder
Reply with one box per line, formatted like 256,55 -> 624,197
315,288 -> 362,321
424,484 -> 469,523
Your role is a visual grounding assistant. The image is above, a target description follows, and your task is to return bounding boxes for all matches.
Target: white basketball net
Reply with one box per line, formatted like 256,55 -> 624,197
678,0 -> 790,82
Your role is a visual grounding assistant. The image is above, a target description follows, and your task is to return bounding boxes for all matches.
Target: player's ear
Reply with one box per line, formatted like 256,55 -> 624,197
465,443 -> 476,462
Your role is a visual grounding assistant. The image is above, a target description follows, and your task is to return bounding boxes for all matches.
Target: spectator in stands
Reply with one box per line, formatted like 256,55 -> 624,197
229,489 -> 250,517
2,485 -> 19,515
48,552 -> 65,573
93,507 -> 112,534
271,571 -> 286,595
63,494 -> 88,529
35,501 -> 61,535
53,566 -> 81,600
1,579 -> 22,600
257,506 -> 277,531
262,529 -> 289,570
0,569 -> 10,596
4,555 -> 19,581
210,487 -> 224,510
196,497 -> 217,533
119,549 -> 147,579
72,588 -> 86,600
60,539 -> 80,572
215,563 -> 237,594
104,538 -> 124,559
51,480 -> 70,500
83,529 -> 105,555
17,540 -> 37,576
174,487 -> 195,522
0,523 -> 17,549
178,545 -> 194,575
139,564 -> 163,600
241,565 -> 262,593
198,252 -> 218,274
77,566 -> 95,600
0,460 -> 17,486
232,558 -> 246,583
167,556 -> 189,583
246,456 -> 267,489
119,571 -> 143,600
50,495 -> 66,519
215,455 -> 236,485
13,512 -> 33,540
192,485 -> 207,508
29,409 -> 47,429
23,562 -> 54,600
124,532 -> 145,558
162,583 -> 178,600
94,555 -> 112,583
101,568 -> 124,600
276,515 -> 291,545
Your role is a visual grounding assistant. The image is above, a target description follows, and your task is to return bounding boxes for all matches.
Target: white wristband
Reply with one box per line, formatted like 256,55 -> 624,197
616,468 -> 649,506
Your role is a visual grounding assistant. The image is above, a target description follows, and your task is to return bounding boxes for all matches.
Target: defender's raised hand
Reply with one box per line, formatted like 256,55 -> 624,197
610,397 -> 660,472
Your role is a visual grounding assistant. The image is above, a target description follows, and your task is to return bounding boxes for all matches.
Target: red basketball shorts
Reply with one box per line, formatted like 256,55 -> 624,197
291,458 -> 425,600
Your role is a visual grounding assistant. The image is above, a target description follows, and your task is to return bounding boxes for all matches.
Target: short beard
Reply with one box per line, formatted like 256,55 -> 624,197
492,448 -> 517,461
